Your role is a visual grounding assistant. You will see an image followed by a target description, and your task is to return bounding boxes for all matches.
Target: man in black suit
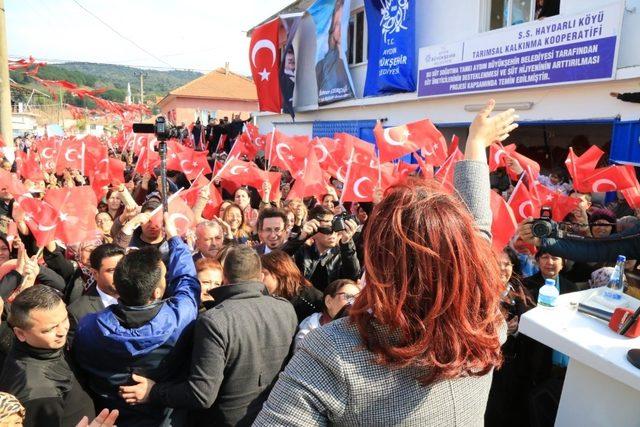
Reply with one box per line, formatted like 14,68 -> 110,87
255,208 -> 289,255
67,244 -> 125,342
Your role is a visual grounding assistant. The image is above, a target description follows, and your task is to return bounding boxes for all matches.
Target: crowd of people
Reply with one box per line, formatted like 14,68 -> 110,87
0,97 -> 637,427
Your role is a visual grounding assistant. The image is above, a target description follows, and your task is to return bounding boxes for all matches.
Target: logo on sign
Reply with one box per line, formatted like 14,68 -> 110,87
381,0 -> 409,44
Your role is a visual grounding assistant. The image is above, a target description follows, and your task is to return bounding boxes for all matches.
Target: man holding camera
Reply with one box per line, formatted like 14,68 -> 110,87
518,215 -> 640,263
285,205 -> 360,291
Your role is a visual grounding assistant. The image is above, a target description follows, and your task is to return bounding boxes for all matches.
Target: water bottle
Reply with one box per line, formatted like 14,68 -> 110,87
601,255 -> 626,302
538,278 -> 559,308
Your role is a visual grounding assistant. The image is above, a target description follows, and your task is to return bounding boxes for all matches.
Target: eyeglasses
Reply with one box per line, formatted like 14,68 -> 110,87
262,228 -> 284,235
335,292 -> 359,301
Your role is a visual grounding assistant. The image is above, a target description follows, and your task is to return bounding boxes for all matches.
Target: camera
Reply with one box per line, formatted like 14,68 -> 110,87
316,213 -> 359,235
531,206 -> 558,239
132,116 -> 178,141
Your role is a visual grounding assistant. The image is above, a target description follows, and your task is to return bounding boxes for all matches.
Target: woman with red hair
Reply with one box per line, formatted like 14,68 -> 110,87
254,100 -> 518,426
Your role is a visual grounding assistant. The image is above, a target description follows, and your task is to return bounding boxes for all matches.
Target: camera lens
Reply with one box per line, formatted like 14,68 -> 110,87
531,220 -> 552,238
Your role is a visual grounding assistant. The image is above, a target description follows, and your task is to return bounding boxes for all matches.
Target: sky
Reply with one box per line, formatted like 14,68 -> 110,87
5,0 -> 294,75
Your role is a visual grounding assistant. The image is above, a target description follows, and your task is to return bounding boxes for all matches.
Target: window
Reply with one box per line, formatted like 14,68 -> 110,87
484,0 -> 560,31
347,9 -> 367,65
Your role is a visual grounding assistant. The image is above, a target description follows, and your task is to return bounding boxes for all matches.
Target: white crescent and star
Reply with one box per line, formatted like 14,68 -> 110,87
518,201 -> 534,219
276,143 -> 291,161
353,177 -> 371,199
383,127 -> 407,147
251,39 -> 277,67
591,179 -> 617,193
169,212 -> 191,226
65,149 -> 78,162
230,165 -> 248,175
41,147 -> 54,159
180,160 -> 194,175
313,144 -> 329,163
37,223 -> 57,232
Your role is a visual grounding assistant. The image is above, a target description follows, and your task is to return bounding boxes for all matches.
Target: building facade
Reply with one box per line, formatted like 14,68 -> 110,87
158,67 -> 258,125
253,0 -> 640,171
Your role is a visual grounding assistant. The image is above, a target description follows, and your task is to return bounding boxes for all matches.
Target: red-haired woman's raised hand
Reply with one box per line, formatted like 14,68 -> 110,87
468,99 -> 519,147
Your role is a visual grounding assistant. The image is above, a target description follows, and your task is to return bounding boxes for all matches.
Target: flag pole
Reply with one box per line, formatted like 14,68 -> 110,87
339,148 -> 355,206
266,126 -> 275,171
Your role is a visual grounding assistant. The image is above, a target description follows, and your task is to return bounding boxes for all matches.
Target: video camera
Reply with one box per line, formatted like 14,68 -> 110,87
132,116 -> 178,141
316,212 -> 359,235
531,206 -> 558,239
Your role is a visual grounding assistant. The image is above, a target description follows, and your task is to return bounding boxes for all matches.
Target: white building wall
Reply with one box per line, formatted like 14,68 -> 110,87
260,0 -> 640,133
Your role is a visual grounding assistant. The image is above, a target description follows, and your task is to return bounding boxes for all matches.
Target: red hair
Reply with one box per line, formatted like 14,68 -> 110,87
195,258 -> 222,274
261,250 -> 312,300
350,178 -> 503,385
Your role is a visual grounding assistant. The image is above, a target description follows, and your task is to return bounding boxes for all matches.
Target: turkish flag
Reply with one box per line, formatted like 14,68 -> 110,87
265,130 -> 309,173
167,144 -> 211,180
228,133 -> 259,161
342,163 -> 378,202
0,169 -> 29,198
182,180 -> 224,220
35,138 -> 59,172
565,146 -> 603,184
490,191 -> 517,253
152,194 -> 195,237
134,146 -> 161,176
529,181 -> 580,222
217,158 -> 262,195
434,148 -> 463,193
508,178 -> 539,224
334,133 -> 376,168
15,151 -> 44,181
489,143 -> 514,171
508,148 -> 540,181
56,139 -> 86,174
287,149 -> 328,200
91,158 -> 126,199
622,186 -> 640,209
129,134 -> 156,156
252,168 -> 282,201
374,119 -> 447,165
17,197 -> 60,247
310,137 -> 339,173
45,186 -> 98,246
245,123 -> 267,150
413,153 -> 434,179
249,18 -> 281,113
580,164 -> 637,193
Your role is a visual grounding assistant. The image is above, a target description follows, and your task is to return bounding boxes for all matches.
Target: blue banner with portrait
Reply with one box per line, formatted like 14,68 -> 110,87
308,0 -> 355,105
364,0 -> 416,97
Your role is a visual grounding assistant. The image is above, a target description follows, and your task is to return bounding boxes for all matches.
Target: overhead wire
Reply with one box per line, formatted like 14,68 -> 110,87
70,0 -> 175,69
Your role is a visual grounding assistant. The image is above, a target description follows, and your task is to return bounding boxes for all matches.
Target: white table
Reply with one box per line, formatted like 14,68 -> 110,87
519,289 -> 640,427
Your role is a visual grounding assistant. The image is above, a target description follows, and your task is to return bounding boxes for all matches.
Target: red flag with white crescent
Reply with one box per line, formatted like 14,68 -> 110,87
508,178 -> 539,224
249,18 -> 282,113
490,191 -> 517,253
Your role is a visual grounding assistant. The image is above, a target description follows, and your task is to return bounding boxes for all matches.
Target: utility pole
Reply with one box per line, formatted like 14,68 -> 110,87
134,71 -> 148,105
0,0 -> 13,147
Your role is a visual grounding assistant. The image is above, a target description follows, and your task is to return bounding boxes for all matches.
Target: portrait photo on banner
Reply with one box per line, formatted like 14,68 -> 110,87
308,0 -> 356,105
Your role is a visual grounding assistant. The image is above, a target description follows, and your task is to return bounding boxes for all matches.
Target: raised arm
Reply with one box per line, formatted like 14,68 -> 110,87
455,99 -> 518,239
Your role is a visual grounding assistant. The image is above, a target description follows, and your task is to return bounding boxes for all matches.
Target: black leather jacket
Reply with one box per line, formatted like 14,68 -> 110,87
284,237 -> 360,292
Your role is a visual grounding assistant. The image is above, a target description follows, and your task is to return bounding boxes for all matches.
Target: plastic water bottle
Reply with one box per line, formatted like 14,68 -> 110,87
538,278 -> 559,308
601,255 -> 626,302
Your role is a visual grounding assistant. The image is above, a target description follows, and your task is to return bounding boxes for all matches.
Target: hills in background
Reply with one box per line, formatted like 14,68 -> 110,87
10,62 -> 203,106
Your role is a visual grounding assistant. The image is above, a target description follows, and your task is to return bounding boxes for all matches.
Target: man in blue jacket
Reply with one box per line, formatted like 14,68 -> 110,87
72,214 -> 199,426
